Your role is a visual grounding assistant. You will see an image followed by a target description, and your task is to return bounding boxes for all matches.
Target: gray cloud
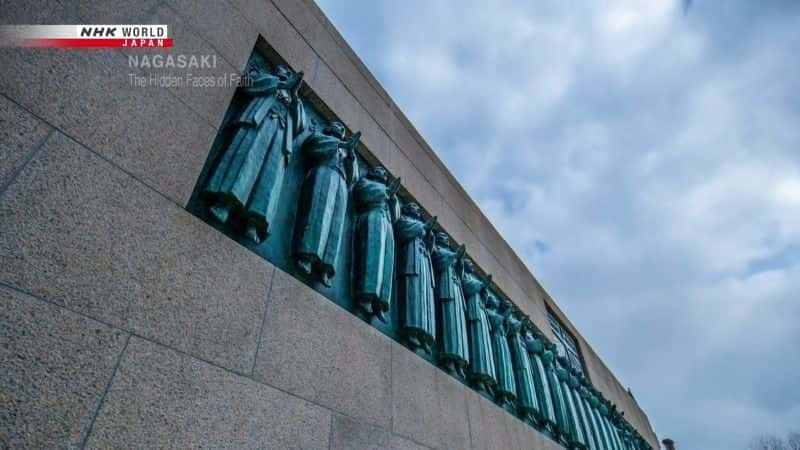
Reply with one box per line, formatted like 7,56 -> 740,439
318,1 -> 800,448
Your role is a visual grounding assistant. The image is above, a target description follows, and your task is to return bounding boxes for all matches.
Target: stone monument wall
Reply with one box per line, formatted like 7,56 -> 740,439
0,0 -> 658,448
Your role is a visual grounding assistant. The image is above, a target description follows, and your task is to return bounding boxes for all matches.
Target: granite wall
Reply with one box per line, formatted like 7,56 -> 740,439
0,0 -> 658,448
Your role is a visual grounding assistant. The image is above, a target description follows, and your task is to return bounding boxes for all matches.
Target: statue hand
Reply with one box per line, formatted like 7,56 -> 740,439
347,131 -> 362,151
387,177 -> 401,195
424,215 -> 438,231
290,71 -> 304,98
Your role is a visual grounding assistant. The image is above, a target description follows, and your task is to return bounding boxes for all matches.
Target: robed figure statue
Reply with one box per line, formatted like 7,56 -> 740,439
293,122 -> 360,287
524,327 -> 558,435
598,398 -> 617,450
431,233 -> 469,378
396,202 -> 437,354
462,260 -> 497,395
507,311 -> 539,424
544,342 -> 572,446
352,166 -> 400,322
587,389 -> 611,450
486,295 -> 516,407
571,370 -> 599,450
580,382 -> 605,450
557,356 -> 587,449
203,64 -> 307,243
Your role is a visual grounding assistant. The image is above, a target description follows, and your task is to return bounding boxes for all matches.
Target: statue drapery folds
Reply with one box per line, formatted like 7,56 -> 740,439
293,122 -> 360,287
462,260 -> 497,395
396,202 -> 437,353
352,167 -> 400,322
557,356 -> 587,449
432,233 -> 469,378
525,327 -> 558,435
203,64 -> 307,244
508,310 -> 539,423
485,294 -> 516,407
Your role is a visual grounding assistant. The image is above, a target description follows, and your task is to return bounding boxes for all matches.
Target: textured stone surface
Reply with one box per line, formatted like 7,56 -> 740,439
330,414 -> 428,450
0,46 -> 216,205
0,133 -> 274,373
0,0 -> 76,24
253,270 -> 392,428
125,5 -> 239,128
165,0 -> 257,70
391,343 -> 471,450
465,390 -> 516,450
505,414 -> 560,450
0,285 -> 128,449
0,96 -> 50,190
85,337 -> 331,449
230,0 -> 320,78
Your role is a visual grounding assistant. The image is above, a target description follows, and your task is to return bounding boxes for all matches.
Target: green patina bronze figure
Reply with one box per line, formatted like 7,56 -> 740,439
432,233 -> 469,379
606,407 -> 623,450
575,376 -> 601,450
463,260 -> 497,395
544,342 -> 573,446
352,166 -> 400,322
507,310 -> 539,425
588,389 -> 611,450
203,63 -> 307,243
524,326 -> 558,436
293,122 -> 360,287
556,356 -> 587,449
396,202 -> 437,354
599,399 -> 619,450
487,296 -> 518,408
574,389 -> 599,450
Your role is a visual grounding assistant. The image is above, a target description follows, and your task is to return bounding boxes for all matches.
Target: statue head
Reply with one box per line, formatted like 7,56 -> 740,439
323,122 -> 346,139
246,61 -> 262,77
402,202 -> 422,218
435,232 -> 450,247
463,258 -> 475,273
274,65 -> 292,81
485,291 -> 499,309
366,166 -> 388,183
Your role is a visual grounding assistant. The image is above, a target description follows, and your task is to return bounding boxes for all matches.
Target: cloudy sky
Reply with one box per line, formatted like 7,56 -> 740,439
317,0 -> 800,448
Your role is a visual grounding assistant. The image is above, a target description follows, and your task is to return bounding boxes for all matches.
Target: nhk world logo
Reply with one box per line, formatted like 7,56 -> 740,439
0,24 -> 172,48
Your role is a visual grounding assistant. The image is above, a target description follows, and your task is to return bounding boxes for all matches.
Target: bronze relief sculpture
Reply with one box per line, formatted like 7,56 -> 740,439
203,64 -> 306,243
571,372 -> 599,450
193,50 -> 654,450
463,260 -> 497,394
352,166 -> 400,322
432,233 -> 469,378
508,310 -> 539,424
293,122 -> 360,287
525,326 -> 558,436
580,382 -> 605,450
486,295 -> 517,408
396,202 -> 437,353
544,342 -> 572,445
557,356 -> 587,449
